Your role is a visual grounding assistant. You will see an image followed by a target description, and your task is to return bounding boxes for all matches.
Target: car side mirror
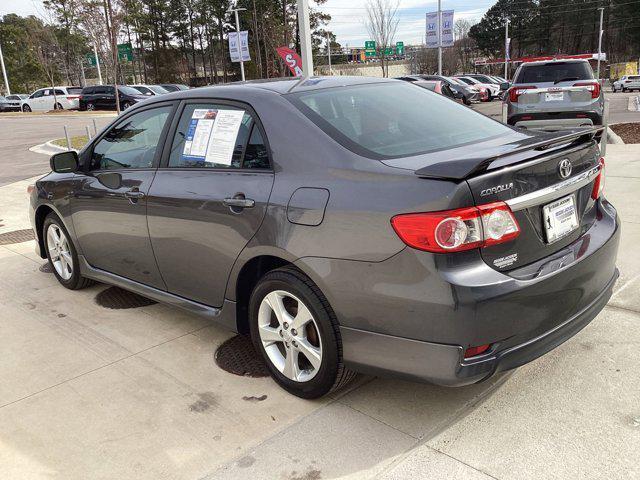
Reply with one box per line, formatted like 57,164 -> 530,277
50,151 -> 79,173
500,82 -> 510,91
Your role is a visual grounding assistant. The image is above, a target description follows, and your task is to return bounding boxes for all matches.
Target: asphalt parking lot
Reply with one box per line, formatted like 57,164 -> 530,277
0,110 -> 639,479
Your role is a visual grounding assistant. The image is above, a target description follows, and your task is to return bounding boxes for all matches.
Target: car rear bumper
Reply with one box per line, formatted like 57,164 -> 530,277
340,267 -> 617,386
509,111 -> 602,130
298,199 -> 619,386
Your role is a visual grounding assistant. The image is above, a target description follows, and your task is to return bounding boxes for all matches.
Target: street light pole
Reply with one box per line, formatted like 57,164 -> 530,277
0,37 -> 10,95
326,32 -> 332,74
228,7 -> 247,81
93,41 -> 103,85
437,0 -> 442,75
597,7 -> 604,82
104,0 -> 120,113
504,18 -> 509,80
297,0 -> 313,76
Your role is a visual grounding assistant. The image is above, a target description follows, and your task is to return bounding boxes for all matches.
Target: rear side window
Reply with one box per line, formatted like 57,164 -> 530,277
515,62 -> 593,83
289,82 -> 510,159
167,103 -> 269,169
82,87 -> 95,95
629,76 -> 640,81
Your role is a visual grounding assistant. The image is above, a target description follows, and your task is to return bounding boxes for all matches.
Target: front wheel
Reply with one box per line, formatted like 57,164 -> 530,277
43,213 -> 94,290
22,104 -> 31,112
249,267 -> 355,399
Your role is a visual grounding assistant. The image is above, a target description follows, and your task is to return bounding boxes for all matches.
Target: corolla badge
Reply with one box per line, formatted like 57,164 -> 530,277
558,159 -> 572,179
480,182 -> 514,197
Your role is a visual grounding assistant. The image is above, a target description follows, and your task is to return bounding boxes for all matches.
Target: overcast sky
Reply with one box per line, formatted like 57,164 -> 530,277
2,0 -> 494,46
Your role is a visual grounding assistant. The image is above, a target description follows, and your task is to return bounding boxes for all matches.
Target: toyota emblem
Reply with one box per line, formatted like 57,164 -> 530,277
558,159 -> 572,179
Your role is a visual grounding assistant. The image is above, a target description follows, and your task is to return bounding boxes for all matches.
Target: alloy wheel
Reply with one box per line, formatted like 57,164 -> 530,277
86,103 -> 95,111
257,290 -> 323,382
46,224 -> 73,280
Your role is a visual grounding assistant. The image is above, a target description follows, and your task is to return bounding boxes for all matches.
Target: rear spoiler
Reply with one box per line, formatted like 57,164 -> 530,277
414,126 -> 605,180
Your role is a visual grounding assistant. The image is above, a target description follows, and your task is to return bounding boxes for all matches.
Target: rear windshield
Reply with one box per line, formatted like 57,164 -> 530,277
289,82 -> 510,159
515,62 -> 593,84
67,87 -> 83,95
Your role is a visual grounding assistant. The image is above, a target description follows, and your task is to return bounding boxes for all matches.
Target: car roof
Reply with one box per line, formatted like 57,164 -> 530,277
220,76 -> 395,94
520,59 -> 589,66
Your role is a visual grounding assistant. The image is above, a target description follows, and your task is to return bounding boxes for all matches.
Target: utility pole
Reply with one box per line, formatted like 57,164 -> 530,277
437,0 -> 442,75
297,0 -> 313,76
596,7 -> 604,82
326,32 -> 332,74
104,0 -> 120,113
228,6 -> 247,81
504,18 -> 509,80
0,37 -> 10,95
93,41 -> 103,85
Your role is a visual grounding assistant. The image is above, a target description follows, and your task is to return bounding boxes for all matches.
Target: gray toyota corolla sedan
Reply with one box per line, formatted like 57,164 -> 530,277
29,77 -> 619,398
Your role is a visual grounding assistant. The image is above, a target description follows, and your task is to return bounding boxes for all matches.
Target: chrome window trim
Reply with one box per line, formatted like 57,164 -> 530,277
506,165 -> 601,211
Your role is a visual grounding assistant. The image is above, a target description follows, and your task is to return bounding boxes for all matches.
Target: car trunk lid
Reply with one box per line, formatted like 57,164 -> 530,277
400,127 -> 603,272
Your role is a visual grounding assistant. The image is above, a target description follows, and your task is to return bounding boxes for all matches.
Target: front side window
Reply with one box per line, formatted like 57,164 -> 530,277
167,103 -> 269,169
90,106 -> 171,170
289,82 -> 511,159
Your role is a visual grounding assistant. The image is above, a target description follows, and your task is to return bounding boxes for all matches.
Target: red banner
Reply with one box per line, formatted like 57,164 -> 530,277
276,47 -> 304,77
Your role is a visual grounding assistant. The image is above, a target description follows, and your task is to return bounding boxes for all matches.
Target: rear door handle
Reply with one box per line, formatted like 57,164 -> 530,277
223,196 -> 255,209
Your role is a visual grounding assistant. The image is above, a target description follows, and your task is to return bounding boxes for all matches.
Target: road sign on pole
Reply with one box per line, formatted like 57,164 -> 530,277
117,43 -> 133,62
365,40 -> 376,58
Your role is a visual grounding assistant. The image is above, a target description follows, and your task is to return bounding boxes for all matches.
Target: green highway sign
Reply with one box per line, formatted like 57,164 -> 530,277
384,47 -> 394,56
396,41 -> 404,55
85,53 -> 97,66
117,43 -> 133,62
365,40 -> 376,57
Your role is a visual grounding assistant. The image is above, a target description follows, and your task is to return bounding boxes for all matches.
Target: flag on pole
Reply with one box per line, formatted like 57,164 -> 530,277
276,46 -> 304,77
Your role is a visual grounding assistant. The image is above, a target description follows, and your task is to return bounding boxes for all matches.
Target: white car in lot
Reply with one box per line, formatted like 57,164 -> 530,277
22,86 -> 83,112
612,75 -> 640,92
454,76 -> 501,100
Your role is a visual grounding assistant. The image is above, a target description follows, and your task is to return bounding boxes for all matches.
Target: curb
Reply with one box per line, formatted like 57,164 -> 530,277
607,126 -> 625,145
29,140 -> 77,156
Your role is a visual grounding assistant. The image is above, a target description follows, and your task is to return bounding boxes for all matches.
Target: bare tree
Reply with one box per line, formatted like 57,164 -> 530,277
364,0 -> 399,77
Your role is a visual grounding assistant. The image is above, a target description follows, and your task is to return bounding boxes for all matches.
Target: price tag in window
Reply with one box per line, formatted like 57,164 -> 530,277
181,108 -> 244,166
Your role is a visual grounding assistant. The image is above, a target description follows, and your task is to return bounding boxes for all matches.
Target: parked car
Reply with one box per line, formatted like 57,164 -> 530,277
505,59 -> 604,131
0,95 -> 22,112
79,85 -> 150,111
397,78 -> 462,103
159,83 -> 190,92
465,74 -> 503,87
31,77 -> 618,399
7,93 -> 29,102
612,75 -> 640,92
22,86 -> 83,112
130,84 -> 170,96
414,75 -> 483,104
455,76 -> 500,100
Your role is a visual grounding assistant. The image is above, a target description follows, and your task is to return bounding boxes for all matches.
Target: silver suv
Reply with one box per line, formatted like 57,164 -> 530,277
505,59 -> 604,131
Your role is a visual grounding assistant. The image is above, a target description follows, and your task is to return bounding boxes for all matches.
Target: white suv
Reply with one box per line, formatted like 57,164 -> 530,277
22,86 -> 83,112
612,75 -> 640,92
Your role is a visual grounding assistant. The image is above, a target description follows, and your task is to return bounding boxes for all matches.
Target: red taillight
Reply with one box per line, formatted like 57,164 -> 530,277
591,157 -> 605,199
575,81 -> 600,99
66,95 -> 80,100
464,344 -> 491,358
391,202 -> 520,253
509,85 -> 535,102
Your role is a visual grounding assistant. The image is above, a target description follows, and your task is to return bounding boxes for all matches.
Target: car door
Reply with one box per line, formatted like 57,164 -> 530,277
146,100 -> 274,307
40,89 -> 55,111
70,102 -> 176,288
28,89 -> 44,110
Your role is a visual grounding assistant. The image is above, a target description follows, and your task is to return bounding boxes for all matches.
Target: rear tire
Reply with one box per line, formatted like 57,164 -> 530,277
54,102 -> 63,110
86,103 -> 95,111
249,267 -> 355,399
43,213 -> 94,290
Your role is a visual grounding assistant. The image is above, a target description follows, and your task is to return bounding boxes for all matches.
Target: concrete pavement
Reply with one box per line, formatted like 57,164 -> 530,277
0,137 -> 638,478
0,113 -> 114,187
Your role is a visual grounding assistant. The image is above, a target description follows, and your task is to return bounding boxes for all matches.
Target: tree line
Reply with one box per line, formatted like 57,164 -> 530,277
0,0 -> 338,94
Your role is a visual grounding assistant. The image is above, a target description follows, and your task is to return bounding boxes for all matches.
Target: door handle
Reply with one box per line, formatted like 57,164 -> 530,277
124,189 -> 145,203
223,196 -> 255,209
